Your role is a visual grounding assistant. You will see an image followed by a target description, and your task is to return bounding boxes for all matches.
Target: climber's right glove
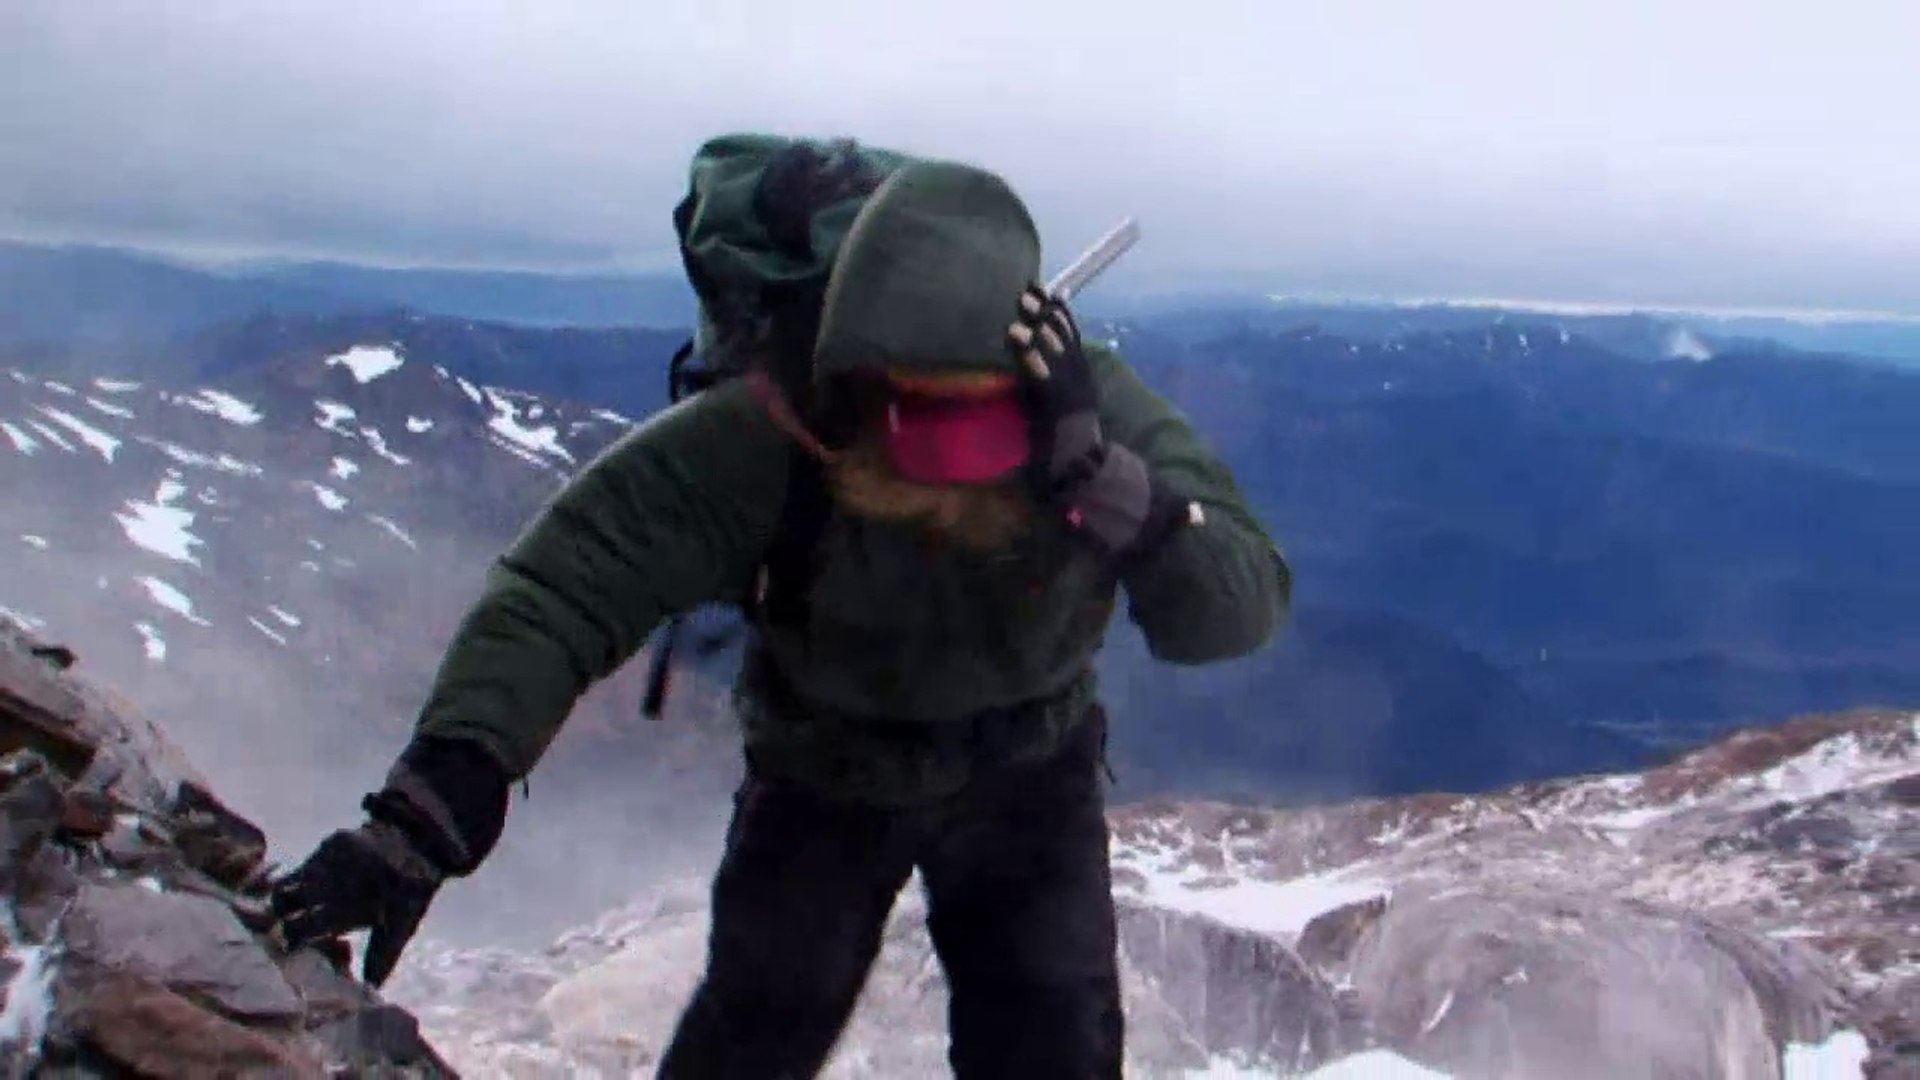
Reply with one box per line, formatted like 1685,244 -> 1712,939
1010,284 -> 1195,564
268,735 -> 511,988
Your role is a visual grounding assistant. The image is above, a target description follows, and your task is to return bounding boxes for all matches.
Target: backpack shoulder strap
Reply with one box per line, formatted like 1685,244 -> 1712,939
754,440 -> 832,629
640,440 -> 831,721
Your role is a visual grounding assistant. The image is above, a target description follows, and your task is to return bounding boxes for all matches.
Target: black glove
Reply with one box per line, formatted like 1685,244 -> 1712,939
268,736 -> 511,988
1009,284 -> 1196,562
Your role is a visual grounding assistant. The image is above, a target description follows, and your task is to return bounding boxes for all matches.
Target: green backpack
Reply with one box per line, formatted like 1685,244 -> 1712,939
642,132 -> 918,719
663,132 -> 918,414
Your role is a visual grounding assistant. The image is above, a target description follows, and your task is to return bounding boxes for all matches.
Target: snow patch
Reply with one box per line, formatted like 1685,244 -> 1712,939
368,514 -> 418,549
1587,804 -> 1678,831
314,400 -> 357,436
1184,1050 -> 1453,1079
1666,328 -> 1714,362
135,436 -> 263,477
34,406 -> 120,462
360,427 -> 411,465
1299,1050 -> 1453,1078
0,606 -> 45,631
41,379 -> 74,396
247,616 -> 288,646
267,606 -> 302,627
590,408 -> 631,425
454,376 -> 484,404
1115,833 -> 1391,938
329,456 -> 360,480
1730,725 -> 1920,810
483,388 -> 573,463
92,377 -> 141,393
1783,1029 -> 1869,1079
136,575 -> 211,627
307,482 -> 348,511
1,421 -> 37,454
179,389 -> 263,426
487,433 -> 560,472
84,396 -> 135,419
133,621 -> 166,660
1419,989 -> 1456,1036
19,535 -> 47,550
26,420 -> 73,453
325,343 -> 405,383
0,907 -> 57,1055
114,477 -> 203,565
405,415 -> 434,433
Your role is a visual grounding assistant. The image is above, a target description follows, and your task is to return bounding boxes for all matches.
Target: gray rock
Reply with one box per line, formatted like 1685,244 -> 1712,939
1346,886 -> 1812,1080
169,781 -> 268,893
280,948 -> 379,1024
1116,897 -> 1354,1073
59,882 -> 301,1021
1685,908 -> 1851,1047
0,751 -> 64,887
10,843 -> 81,940
304,1003 -> 458,1078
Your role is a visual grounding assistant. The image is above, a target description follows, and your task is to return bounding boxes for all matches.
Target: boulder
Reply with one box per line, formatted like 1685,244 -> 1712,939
1343,885 -> 1851,1080
0,616 -> 459,1076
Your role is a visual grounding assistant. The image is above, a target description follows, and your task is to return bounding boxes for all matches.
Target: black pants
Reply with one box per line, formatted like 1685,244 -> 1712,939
656,706 -> 1124,1079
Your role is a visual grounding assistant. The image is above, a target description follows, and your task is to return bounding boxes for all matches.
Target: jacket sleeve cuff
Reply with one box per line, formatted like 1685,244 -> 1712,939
364,734 -> 513,877
1063,442 -> 1194,562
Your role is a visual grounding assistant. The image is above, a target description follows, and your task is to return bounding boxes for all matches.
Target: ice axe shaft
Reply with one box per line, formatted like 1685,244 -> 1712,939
1023,216 -> 1141,380
1049,216 -> 1141,301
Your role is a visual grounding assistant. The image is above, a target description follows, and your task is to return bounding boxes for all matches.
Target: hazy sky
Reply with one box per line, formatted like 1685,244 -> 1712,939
6,0 -> 1920,309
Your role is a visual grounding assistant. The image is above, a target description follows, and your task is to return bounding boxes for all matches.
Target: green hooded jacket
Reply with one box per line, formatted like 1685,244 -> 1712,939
412,341 -> 1290,805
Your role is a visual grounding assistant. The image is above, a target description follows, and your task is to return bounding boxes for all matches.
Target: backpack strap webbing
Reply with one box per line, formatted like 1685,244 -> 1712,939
641,437 -> 832,721
754,440 -> 832,630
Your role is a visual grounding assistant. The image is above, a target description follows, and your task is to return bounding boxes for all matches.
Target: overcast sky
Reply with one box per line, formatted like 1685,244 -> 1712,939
6,0 -> 1920,310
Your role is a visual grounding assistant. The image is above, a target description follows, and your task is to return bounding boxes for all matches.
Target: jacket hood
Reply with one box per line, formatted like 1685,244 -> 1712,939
811,159 -> 1042,384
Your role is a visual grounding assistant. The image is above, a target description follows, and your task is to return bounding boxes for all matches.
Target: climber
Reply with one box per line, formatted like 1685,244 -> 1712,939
267,137 -> 1291,1079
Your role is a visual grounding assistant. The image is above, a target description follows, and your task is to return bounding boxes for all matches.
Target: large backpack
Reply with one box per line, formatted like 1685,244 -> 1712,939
640,133 -> 917,720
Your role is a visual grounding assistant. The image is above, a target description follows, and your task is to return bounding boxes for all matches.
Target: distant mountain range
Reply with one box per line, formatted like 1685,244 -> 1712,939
8,238 -> 1920,368
0,240 -> 699,344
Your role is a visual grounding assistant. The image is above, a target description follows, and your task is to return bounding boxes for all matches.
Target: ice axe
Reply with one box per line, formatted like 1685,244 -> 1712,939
1018,215 -> 1142,381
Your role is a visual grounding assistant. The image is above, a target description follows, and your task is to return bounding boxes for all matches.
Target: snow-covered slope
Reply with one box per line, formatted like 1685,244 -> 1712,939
1,343 -> 742,948
379,709 -> 1913,1078
2,343 -> 630,678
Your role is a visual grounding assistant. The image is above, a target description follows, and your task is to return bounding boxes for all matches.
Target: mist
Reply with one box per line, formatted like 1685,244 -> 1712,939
5,0 -> 1920,310
0,419 -> 746,951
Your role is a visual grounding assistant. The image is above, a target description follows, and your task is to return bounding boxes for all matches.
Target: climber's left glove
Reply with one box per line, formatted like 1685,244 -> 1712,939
268,735 -> 510,988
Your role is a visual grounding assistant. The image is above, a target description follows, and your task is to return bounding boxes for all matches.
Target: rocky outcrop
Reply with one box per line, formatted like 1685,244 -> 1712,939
1115,707 -> 1918,1078
0,615 -> 453,1077
388,883 -> 1361,1077
5,603 -> 1907,1078
386,855 -> 1873,1079
1322,885 -> 1850,1080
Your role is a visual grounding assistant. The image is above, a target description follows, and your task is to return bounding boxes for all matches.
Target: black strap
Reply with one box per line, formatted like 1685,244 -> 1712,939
640,616 -> 681,720
755,443 -> 831,629
666,338 -> 704,404
642,441 -> 832,721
